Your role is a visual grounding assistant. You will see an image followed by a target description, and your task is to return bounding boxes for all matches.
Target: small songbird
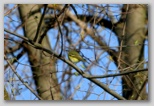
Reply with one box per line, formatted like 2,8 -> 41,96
68,50 -> 85,63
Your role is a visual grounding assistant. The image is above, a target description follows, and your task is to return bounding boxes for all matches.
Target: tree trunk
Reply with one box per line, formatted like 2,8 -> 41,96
18,4 -> 61,100
115,4 -> 148,100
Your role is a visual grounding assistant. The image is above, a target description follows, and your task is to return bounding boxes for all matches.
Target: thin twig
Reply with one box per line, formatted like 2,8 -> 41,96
83,68 -> 148,79
4,55 -> 43,100
33,4 -> 48,42
5,28 -> 126,100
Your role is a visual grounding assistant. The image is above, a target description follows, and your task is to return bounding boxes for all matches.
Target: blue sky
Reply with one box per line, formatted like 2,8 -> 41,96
4,4 -> 148,100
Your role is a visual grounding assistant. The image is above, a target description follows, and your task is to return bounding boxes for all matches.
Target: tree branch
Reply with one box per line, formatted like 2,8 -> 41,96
82,68 -> 148,79
33,4 -> 48,42
4,28 -> 126,100
4,55 -> 43,100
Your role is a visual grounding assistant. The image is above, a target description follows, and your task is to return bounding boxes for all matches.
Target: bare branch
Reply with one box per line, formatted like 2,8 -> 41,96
4,55 -> 43,100
4,28 -> 126,100
83,68 -> 148,79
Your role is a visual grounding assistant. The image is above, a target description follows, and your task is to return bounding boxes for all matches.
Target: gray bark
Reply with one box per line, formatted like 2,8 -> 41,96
18,4 -> 61,100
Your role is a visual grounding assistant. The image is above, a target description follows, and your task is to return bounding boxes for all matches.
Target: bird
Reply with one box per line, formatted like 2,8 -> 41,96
68,50 -> 86,63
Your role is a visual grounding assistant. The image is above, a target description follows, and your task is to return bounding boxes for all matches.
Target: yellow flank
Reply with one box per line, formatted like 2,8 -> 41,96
69,56 -> 80,63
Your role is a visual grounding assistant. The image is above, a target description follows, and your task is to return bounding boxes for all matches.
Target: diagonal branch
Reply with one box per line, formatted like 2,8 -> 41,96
4,28 -> 126,100
33,4 -> 48,42
55,5 -> 118,65
4,55 -> 43,100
